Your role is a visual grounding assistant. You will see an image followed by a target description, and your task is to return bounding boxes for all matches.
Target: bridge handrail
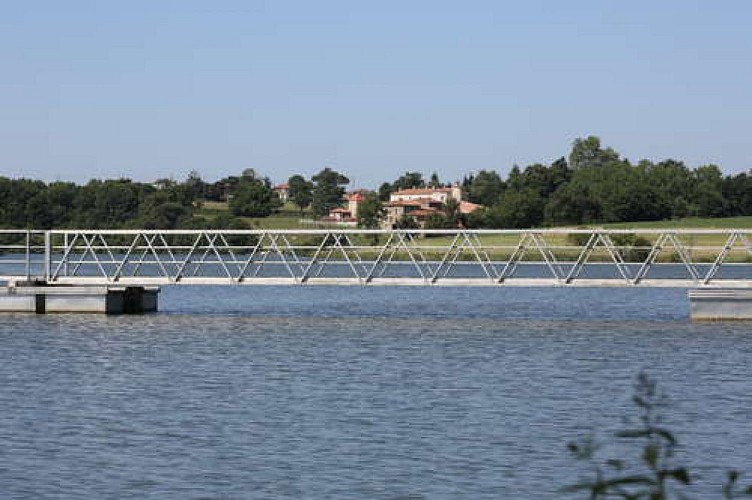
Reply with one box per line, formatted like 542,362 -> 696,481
41,228 -> 752,235
1,227 -> 751,287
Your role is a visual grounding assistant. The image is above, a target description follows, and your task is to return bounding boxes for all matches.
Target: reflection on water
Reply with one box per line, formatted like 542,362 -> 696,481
0,287 -> 750,499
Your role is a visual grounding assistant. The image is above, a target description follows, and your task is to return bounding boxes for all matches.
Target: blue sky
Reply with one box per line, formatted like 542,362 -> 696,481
1,0 -> 751,187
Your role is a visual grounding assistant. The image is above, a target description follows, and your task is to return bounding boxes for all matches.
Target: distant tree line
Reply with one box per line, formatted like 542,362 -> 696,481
1,136 -> 751,229
460,136 -> 752,228
0,165 -> 354,230
0,173 -> 249,230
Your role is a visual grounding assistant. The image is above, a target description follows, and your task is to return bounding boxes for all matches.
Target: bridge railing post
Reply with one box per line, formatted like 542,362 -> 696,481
44,231 -> 51,283
24,231 -> 31,280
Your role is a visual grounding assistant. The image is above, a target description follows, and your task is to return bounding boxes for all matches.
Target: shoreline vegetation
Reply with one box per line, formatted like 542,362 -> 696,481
1,136 -> 751,235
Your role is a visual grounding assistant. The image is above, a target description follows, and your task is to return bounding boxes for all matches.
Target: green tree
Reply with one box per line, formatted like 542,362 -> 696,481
549,156 -> 572,188
645,159 -> 696,219
506,165 -> 523,191
26,181 -> 78,228
176,212 -> 253,242
485,187 -> 544,228
356,193 -> 384,229
394,214 -> 419,230
723,172 -> 752,216
137,191 -> 191,229
287,174 -> 313,214
92,180 -> 143,228
421,199 -> 463,229
428,172 -> 441,188
378,182 -> 394,201
521,160 -> 571,198
424,212 -> 452,229
0,178 -> 45,228
392,171 -> 425,191
311,167 -> 349,217
229,176 -> 282,217
693,164 -> 726,217
544,182 -> 602,225
569,135 -> 620,170
467,170 -> 505,206
464,206 -> 489,229
544,145 -> 659,225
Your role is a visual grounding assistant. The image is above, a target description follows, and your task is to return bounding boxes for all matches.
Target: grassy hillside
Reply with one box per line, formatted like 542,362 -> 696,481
192,204 -> 752,262
403,216 -> 752,262
200,198 -> 752,231
593,216 -> 752,230
196,200 -> 343,229
196,201 -> 752,254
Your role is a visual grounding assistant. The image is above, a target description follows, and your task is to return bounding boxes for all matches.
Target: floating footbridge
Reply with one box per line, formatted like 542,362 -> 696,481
1,228 -> 751,318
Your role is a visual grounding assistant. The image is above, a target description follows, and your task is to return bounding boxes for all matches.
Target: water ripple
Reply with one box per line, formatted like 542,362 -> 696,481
0,288 -> 750,498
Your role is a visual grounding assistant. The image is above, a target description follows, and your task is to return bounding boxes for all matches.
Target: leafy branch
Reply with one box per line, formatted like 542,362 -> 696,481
564,372 -> 752,499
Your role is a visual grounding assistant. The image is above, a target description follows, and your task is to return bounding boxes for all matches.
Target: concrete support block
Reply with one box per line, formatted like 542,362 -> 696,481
689,289 -> 752,321
45,288 -> 115,314
139,288 -> 159,313
119,286 -> 159,314
0,291 -> 36,312
0,285 -> 159,314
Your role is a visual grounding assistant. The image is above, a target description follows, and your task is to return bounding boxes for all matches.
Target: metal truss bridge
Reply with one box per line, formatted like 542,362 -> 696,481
0,229 -> 752,288
2,228 -> 752,288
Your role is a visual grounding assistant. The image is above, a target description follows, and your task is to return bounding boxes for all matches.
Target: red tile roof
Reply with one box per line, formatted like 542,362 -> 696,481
386,200 -> 423,207
409,209 -> 440,217
392,187 -> 453,196
459,201 -> 482,214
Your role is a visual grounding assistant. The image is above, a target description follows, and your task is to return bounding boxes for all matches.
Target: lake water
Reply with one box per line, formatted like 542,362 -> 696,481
1,286 -> 751,499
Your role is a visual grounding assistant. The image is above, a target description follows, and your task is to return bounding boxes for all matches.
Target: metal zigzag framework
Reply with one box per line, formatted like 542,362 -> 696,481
2,229 -> 752,287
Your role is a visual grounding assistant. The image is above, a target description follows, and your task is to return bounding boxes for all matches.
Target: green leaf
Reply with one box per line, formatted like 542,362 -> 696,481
600,475 -> 656,487
668,468 -> 691,484
652,427 -> 677,445
633,395 -> 648,408
642,444 -> 659,467
616,429 -> 652,439
606,459 -> 624,470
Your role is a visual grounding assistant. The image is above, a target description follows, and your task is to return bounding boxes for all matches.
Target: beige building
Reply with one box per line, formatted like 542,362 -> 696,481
383,185 -> 479,228
273,183 -> 289,202
388,186 -> 462,204
323,192 -> 366,226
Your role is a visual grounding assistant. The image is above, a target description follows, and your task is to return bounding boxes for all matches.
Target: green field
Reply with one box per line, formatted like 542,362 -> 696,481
199,199 -> 752,231
197,201 -> 345,229
593,216 -> 752,230
195,203 -> 752,262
